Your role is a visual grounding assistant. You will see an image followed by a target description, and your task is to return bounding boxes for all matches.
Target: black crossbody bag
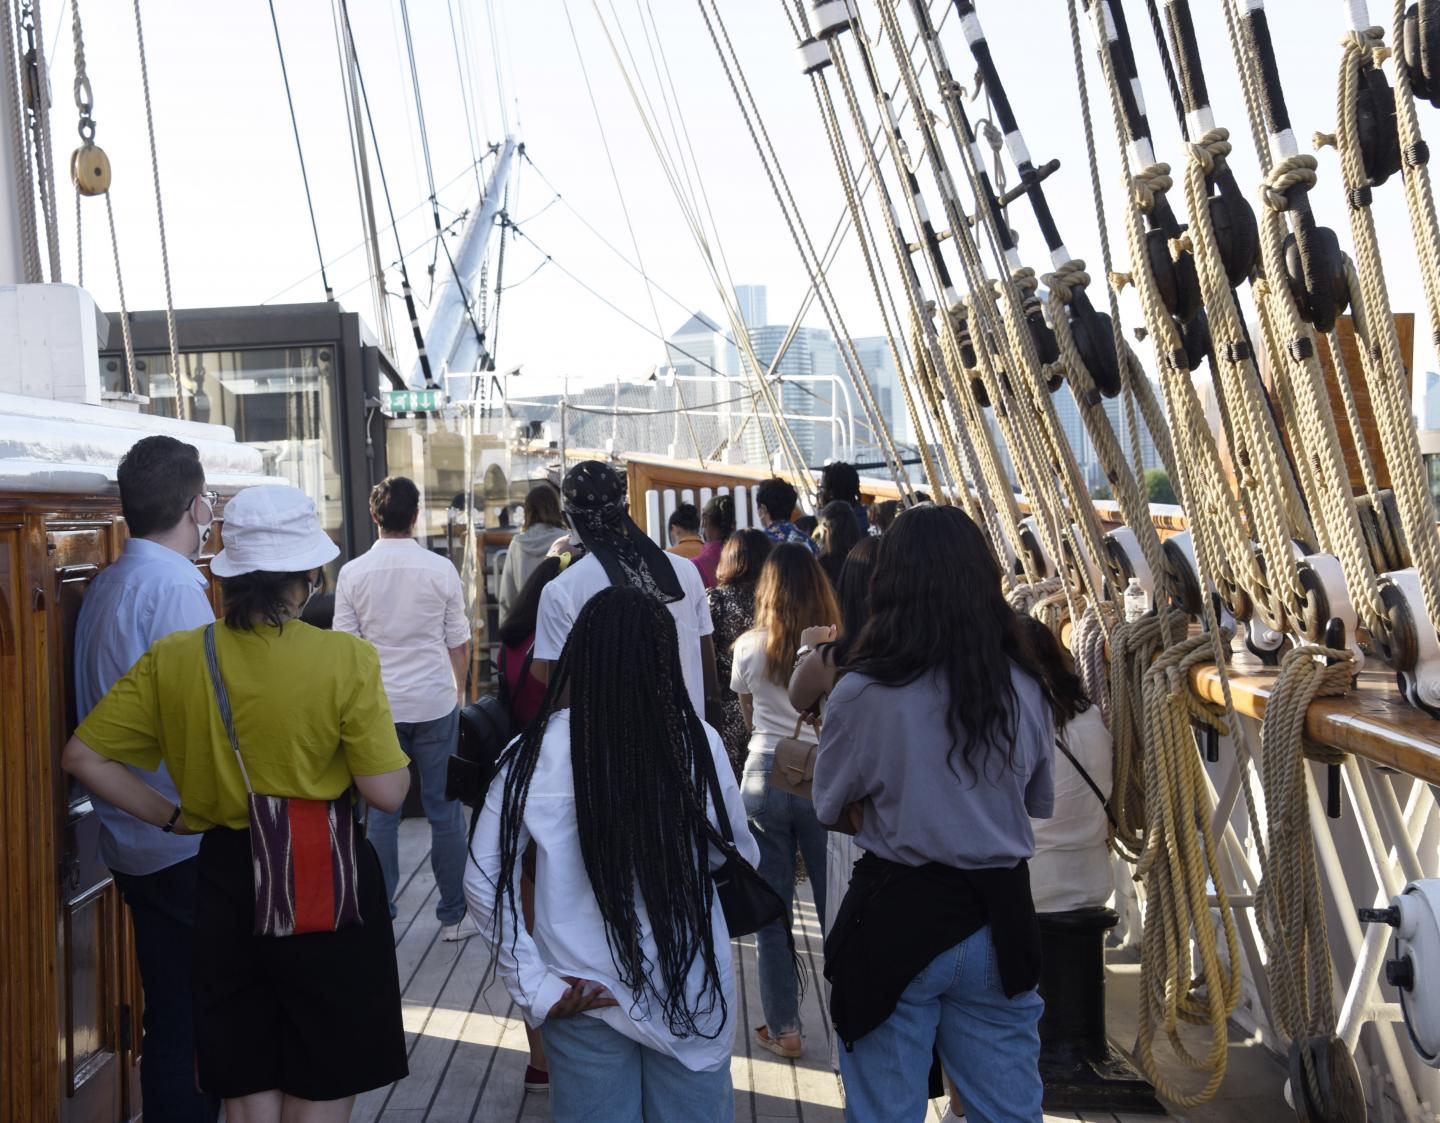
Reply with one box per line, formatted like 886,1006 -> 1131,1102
694,727 -> 788,938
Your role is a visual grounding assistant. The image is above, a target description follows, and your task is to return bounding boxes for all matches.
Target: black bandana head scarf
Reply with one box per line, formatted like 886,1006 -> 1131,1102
562,461 -> 684,604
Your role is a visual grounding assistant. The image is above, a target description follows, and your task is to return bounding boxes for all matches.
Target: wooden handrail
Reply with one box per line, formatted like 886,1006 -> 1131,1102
1190,663 -> 1440,785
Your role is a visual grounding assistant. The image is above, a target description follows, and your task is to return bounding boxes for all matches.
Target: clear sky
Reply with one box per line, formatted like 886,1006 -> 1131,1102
38,0 -> 1438,401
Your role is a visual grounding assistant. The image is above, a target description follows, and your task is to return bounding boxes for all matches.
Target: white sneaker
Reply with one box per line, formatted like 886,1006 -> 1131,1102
440,917 -> 480,943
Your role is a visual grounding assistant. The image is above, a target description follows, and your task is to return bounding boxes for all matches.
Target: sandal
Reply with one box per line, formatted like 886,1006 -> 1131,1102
754,1025 -> 803,1058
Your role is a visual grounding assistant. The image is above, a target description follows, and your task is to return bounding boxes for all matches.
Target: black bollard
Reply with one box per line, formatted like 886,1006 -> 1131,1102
1036,907 -> 1165,1114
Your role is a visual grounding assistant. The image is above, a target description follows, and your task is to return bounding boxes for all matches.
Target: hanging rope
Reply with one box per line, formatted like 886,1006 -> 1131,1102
1255,645 -> 1353,1109
69,0 -> 135,396
131,0 -> 179,383
1331,20 -> 1440,637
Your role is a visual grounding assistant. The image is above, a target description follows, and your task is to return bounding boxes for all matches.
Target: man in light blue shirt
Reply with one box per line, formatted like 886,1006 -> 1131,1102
74,435 -> 220,1122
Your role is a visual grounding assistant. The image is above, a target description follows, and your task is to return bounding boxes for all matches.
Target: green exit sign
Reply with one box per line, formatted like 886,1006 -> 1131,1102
384,388 -> 446,414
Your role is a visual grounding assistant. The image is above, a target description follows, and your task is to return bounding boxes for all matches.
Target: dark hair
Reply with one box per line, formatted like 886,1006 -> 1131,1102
752,543 -> 842,684
850,506 -> 1052,778
794,514 -> 818,537
490,587 -> 731,1037
819,461 -> 861,506
1018,616 -> 1092,727
716,528 -> 772,587
499,555 -> 564,647
871,499 -> 900,534
754,477 -> 798,524
817,500 -> 863,587
370,476 -> 420,533
668,503 -> 700,534
702,493 -> 736,539
523,484 -> 563,531
221,570 -> 312,631
116,435 -> 205,538
834,535 -> 878,664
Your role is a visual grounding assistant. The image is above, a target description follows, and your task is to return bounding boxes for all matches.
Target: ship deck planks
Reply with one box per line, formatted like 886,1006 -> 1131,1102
356,821 -> 1289,1122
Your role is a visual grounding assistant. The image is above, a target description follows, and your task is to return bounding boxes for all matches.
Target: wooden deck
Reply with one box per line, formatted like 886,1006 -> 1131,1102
358,822 -> 1285,1122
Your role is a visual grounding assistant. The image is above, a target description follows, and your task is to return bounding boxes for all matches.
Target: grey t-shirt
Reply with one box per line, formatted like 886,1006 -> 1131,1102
813,664 -> 1055,869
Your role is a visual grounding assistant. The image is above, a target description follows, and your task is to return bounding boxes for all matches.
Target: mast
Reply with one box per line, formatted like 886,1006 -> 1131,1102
414,135 -> 519,387
0,25 -> 32,283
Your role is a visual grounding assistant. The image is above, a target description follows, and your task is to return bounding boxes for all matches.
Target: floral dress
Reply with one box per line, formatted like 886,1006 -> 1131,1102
706,581 -> 757,779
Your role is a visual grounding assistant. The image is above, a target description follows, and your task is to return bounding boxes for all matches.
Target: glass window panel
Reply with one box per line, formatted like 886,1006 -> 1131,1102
109,347 -> 345,575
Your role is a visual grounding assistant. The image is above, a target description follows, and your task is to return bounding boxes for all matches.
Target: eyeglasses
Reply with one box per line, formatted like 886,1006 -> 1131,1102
194,490 -> 219,514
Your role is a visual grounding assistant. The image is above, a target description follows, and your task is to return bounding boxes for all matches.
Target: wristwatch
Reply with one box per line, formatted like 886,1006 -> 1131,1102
161,804 -> 182,833
795,644 -> 814,660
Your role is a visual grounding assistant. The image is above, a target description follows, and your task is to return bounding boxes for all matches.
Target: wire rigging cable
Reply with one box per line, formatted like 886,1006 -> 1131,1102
267,0 -> 333,302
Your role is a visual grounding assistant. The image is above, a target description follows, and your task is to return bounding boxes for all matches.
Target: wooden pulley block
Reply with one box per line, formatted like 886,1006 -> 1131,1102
1024,310 -> 1062,382
1356,66 -> 1402,187
1208,170 -> 1260,288
1145,224 -> 1203,324
1377,576 -> 1420,673
1282,217 -> 1349,334
1404,0 -> 1440,107
1161,537 -> 1203,615
968,375 -> 990,408
1288,1035 -> 1367,1123
1067,300 -> 1121,397
71,142 -> 111,196
1179,309 -> 1211,373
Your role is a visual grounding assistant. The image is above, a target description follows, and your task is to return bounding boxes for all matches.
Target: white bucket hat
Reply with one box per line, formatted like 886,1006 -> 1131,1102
210,486 -> 340,578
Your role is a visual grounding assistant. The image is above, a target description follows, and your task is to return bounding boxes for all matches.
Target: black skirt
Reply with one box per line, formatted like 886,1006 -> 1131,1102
193,826 -> 409,1101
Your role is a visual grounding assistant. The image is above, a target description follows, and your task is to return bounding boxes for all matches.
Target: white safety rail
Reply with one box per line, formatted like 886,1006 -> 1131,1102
641,484 -> 764,546
1196,702 -> 1440,1121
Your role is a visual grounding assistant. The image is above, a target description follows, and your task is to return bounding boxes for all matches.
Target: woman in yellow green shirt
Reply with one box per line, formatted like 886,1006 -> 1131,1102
63,486 -> 413,1123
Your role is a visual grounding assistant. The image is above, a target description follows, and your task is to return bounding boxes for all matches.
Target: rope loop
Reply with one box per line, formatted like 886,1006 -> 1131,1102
1130,162 -> 1173,213
1261,154 -> 1319,212
1042,258 -> 1090,303
1185,127 -> 1232,175
1339,25 -> 1389,68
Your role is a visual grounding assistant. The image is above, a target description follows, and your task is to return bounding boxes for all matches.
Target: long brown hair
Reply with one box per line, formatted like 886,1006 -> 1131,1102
522,484 -> 563,530
750,542 -> 841,684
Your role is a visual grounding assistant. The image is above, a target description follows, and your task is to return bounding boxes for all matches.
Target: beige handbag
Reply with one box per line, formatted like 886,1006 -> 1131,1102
769,715 -> 819,799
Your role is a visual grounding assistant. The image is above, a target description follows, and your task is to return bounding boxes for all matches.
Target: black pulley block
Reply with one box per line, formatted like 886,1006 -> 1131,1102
1356,65 -> 1403,186
970,375 -> 991,408
1208,174 -> 1260,288
1180,310 -> 1211,372
1288,1035 -> 1367,1123
1161,538 -> 1203,615
1025,311 -> 1064,389
1067,296 -> 1122,397
960,334 -> 978,370
1405,0 -> 1440,106
1146,226 -> 1204,324
1283,220 -> 1349,333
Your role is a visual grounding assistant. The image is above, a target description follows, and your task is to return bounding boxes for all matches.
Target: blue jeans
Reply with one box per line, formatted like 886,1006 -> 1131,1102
367,708 -> 468,925
741,752 -> 828,1036
541,1015 -> 733,1123
838,926 -> 1043,1123
111,858 -> 221,1123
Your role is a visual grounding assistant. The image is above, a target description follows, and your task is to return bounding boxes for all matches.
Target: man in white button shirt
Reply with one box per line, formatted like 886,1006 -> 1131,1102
334,476 -> 474,940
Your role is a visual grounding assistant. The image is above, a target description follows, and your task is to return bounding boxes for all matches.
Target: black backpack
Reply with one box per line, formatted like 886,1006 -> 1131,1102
445,645 -> 533,808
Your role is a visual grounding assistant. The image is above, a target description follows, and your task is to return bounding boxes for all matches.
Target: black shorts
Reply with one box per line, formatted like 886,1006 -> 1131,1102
193,826 -> 409,1100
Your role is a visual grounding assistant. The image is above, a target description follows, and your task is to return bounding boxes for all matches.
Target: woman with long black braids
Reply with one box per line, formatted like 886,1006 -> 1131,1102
814,505 -> 1055,1123
465,586 -> 757,1123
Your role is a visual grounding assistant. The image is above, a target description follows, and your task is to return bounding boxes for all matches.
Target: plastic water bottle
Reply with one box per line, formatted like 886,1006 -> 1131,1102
1123,577 -> 1150,623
